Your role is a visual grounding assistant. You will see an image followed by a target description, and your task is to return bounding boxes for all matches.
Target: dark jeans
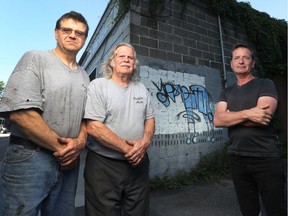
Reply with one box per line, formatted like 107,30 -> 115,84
229,155 -> 286,216
84,150 -> 150,216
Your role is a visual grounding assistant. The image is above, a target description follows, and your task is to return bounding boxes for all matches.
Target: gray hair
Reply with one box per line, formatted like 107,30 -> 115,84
100,42 -> 140,81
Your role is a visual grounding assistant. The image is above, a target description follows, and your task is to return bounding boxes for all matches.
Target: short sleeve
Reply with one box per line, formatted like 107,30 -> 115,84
84,79 -> 107,122
0,51 -> 43,113
259,79 -> 278,101
145,88 -> 155,120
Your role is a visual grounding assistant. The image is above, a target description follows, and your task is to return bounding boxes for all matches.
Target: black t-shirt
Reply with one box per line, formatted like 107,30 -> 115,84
219,77 -> 280,157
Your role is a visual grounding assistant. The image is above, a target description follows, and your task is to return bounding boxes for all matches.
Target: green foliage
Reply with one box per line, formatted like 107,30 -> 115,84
0,81 -> 5,97
204,0 -> 287,78
0,81 -> 5,91
114,0 -> 131,22
150,144 -> 230,191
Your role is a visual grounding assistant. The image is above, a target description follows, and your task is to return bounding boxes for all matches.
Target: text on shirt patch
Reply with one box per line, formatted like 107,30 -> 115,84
82,84 -> 88,93
133,97 -> 144,104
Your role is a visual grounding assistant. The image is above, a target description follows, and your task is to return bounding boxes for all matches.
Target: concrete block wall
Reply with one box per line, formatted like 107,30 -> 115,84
80,0 -> 250,179
129,0 -> 249,72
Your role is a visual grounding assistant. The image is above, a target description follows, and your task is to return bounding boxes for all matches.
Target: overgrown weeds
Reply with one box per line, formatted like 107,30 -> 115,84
150,140 -> 287,192
149,144 -> 230,192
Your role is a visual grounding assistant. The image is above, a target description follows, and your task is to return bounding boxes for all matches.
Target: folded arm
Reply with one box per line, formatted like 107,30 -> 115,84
86,117 -> 155,166
125,117 -> 155,166
86,119 -> 133,154
213,96 -> 277,128
9,109 -> 87,169
9,109 -> 64,152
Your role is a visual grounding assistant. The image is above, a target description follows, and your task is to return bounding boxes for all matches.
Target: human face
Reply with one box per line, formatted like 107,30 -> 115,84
231,47 -> 255,75
55,18 -> 87,53
112,46 -> 135,77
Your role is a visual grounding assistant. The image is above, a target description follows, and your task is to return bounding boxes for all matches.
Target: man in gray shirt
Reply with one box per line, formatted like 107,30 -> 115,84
0,11 -> 90,216
84,42 -> 155,216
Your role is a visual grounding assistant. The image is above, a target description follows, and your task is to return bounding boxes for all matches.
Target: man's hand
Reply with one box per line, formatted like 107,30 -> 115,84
125,139 -> 149,166
53,137 -> 85,170
245,104 -> 272,126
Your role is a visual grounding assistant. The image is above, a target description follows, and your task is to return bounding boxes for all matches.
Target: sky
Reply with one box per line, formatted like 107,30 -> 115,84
0,0 -> 287,84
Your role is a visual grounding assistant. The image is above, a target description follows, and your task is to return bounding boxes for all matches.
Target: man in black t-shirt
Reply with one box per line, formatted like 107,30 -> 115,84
214,43 -> 286,216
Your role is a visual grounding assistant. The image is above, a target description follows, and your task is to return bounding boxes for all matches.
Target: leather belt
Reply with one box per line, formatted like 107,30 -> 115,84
10,135 -> 39,150
9,135 -> 53,154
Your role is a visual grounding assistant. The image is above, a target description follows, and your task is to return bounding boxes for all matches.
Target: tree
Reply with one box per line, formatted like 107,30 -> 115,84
0,81 -> 5,98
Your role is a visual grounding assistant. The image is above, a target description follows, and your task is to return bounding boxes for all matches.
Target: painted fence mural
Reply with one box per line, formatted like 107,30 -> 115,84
140,65 -> 226,177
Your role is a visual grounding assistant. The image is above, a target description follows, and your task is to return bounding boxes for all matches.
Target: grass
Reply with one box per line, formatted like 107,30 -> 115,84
149,144 -> 230,192
149,139 -> 287,192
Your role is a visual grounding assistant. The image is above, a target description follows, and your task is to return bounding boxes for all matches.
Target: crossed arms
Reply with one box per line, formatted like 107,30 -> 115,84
213,96 -> 278,128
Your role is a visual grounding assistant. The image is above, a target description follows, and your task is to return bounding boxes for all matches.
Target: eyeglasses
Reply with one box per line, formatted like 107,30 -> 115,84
58,27 -> 86,38
232,56 -> 252,62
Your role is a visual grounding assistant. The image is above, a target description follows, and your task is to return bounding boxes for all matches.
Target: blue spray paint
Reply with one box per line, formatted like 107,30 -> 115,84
152,79 -> 215,144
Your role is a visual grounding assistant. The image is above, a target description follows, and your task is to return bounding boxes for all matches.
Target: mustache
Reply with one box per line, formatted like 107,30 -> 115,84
120,63 -> 131,67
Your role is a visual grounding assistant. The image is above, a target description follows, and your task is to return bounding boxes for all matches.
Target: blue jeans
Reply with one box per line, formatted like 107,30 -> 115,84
0,144 -> 79,216
229,155 -> 286,216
